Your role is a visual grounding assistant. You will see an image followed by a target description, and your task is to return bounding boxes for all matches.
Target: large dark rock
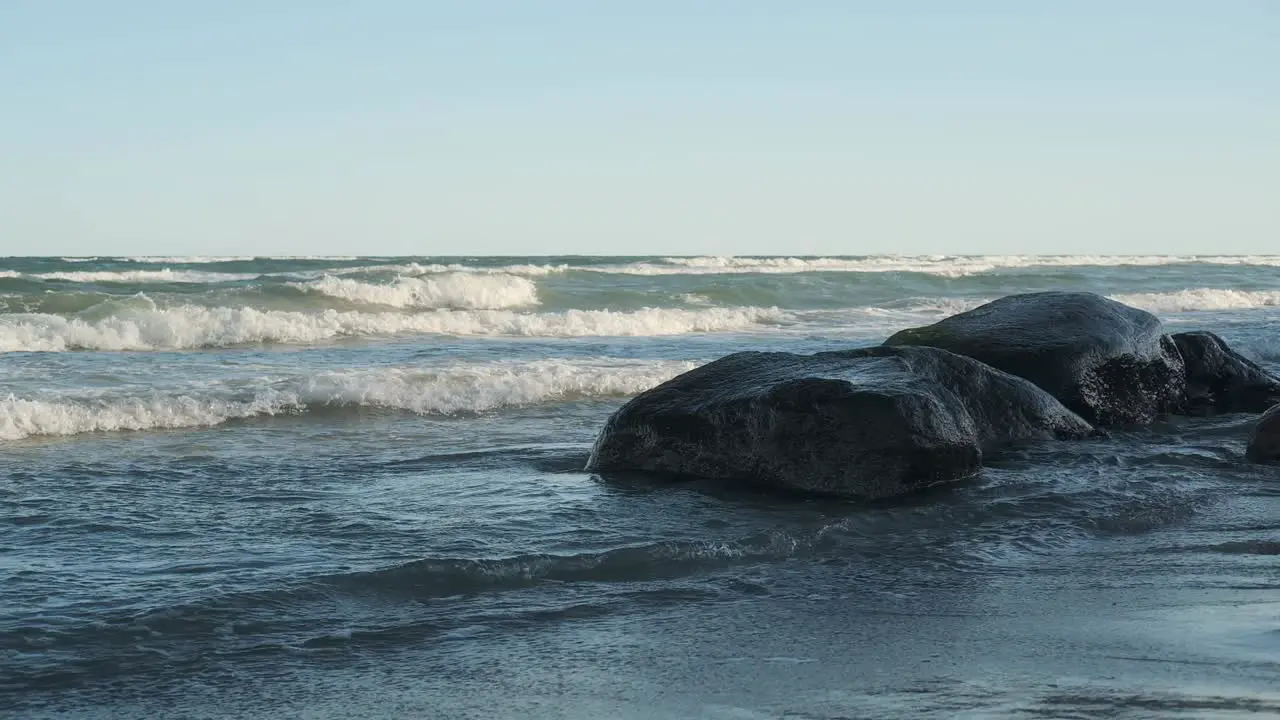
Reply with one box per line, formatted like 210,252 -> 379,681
884,292 -> 1184,426
586,346 -> 1095,501
1246,404 -> 1280,464
1171,331 -> 1280,415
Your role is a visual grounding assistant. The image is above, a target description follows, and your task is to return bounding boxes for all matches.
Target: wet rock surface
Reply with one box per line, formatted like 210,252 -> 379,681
1171,331 -> 1280,415
587,345 -> 1094,500
885,292 -> 1185,426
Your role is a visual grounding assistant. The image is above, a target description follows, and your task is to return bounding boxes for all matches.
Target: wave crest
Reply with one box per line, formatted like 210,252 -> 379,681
586,255 -> 1280,278
301,359 -> 697,415
0,304 -> 781,352
31,269 -> 258,284
0,359 -> 698,439
295,272 -> 539,309
338,261 -> 570,277
1108,289 -> 1280,313
0,392 -> 302,440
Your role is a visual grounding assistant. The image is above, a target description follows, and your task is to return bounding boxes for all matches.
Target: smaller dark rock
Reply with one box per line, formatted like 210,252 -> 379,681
1172,331 -> 1280,415
1246,404 -> 1280,464
884,292 -> 1185,426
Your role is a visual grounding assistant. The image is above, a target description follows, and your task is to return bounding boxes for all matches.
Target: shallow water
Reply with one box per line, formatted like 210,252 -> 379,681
3,255 -> 1279,718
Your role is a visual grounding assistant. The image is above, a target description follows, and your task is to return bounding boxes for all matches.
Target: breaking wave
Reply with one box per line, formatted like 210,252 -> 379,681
0,304 -> 782,351
0,392 -> 300,440
22,255 -> 1280,284
1108,289 -> 1280,313
590,255 -> 1280,278
0,359 -> 698,439
30,269 -> 259,284
294,273 -> 539,309
342,261 -> 571,277
121,255 -> 358,263
299,359 -> 698,414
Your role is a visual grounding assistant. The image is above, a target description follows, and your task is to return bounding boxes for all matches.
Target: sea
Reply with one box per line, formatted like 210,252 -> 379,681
3,255 -> 1279,719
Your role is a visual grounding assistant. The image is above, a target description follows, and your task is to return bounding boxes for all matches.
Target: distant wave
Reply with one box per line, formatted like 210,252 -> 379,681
835,289 -> 1280,317
829,288 -> 1280,316
344,261 -> 571,277
588,255 -> 1280,278
21,255 -> 1280,282
294,273 -> 539,310
831,290 -> 1280,319
854,296 -> 990,318
120,256 -> 260,264
0,359 -> 698,439
120,255 -> 359,263
59,255 -> 362,264
773,298 -> 990,338
1109,289 -> 1280,313
0,304 -> 783,352
30,269 -> 259,284
821,290 -> 1280,320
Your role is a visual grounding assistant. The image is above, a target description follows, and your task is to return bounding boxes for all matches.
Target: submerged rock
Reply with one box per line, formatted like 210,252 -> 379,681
1246,404 -> 1280,465
1171,331 -> 1280,415
586,346 -> 1094,501
884,292 -> 1184,426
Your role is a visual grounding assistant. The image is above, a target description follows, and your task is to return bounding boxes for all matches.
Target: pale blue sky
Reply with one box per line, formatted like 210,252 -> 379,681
1,1 -> 1276,256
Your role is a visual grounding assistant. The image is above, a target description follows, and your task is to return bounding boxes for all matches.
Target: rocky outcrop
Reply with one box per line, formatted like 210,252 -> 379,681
586,346 -> 1094,501
1246,404 -> 1280,464
884,292 -> 1184,426
1171,331 -> 1280,415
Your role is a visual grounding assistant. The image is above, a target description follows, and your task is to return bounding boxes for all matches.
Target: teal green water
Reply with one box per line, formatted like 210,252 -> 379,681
3,255 -> 1280,718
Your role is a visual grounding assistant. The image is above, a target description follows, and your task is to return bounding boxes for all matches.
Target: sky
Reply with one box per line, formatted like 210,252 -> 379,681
0,1 -> 1276,257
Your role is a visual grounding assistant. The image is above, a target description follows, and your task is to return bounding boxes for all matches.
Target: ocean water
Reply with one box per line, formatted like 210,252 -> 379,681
3,255 -> 1279,719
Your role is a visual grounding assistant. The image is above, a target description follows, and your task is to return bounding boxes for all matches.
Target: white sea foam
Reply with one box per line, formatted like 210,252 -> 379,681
32,269 -> 258,283
785,297 -> 992,339
0,271 -> 21,279
341,262 -> 570,277
299,359 -> 698,415
678,293 -> 714,306
120,256 -> 259,264
276,254 -> 1280,279
0,359 -> 698,439
120,255 -> 358,263
23,255 -> 1280,283
0,392 -> 303,440
585,255 -> 1280,278
296,273 -> 539,310
1109,289 -> 1280,313
0,304 -> 783,352
590,256 -> 994,277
